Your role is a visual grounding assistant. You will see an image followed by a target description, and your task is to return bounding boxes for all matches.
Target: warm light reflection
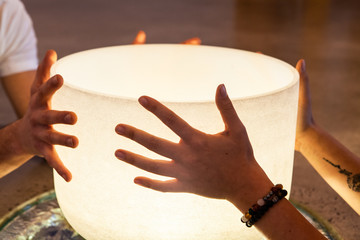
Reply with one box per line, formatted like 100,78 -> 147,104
51,44 -> 299,240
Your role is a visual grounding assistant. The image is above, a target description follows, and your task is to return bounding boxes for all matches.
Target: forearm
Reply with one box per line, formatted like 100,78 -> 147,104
1,70 -> 35,118
0,120 -> 33,178
297,123 -> 360,214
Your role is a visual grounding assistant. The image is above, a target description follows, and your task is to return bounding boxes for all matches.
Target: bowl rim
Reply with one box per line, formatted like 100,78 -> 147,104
50,44 -> 299,103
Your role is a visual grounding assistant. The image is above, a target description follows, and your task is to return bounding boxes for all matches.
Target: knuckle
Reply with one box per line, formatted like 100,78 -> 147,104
46,131 -> 56,143
147,136 -> 161,151
149,164 -> 160,174
29,114 -> 38,127
46,159 -> 56,168
233,124 -> 247,136
178,166 -> 193,180
46,158 -> 58,169
125,153 -> 135,165
191,137 -> 209,149
41,112 -> 51,124
126,128 -> 135,140
222,100 -> 235,112
37,88 -> 46,99
156,184 -> 167,193
147,102 -> 158,112
164,113 -> 177,126
34,141 -> 49,155
44,131 -> 51,142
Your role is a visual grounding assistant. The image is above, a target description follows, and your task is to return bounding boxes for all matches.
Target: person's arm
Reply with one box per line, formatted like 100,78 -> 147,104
295,59 -> 360,215
0,30 -> 199,119
0,0 -> 38,118
0,50 -> 78,182
1,70 -> 35,118
114,84 -> 325,239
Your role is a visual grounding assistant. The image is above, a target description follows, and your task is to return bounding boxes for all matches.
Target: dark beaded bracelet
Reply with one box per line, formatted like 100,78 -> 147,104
241,184 -> 287,228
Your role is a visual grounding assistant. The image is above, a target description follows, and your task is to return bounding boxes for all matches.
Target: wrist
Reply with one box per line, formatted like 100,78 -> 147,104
240,184 -> 288,227
226,163 -> 274,213
0,119 -> 34,178
9,119 -> 29,156
295,121 -> 317,152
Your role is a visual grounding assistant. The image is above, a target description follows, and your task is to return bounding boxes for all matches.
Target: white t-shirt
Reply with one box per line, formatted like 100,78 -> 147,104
0,0 -> 38,77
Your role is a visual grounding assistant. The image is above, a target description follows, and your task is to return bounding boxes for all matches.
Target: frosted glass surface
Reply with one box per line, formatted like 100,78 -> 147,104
51,45 -> 299,240
52,45 -> 295,102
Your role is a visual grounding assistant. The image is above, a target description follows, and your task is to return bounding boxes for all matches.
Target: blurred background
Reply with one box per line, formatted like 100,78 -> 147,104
0,0 -> 359,239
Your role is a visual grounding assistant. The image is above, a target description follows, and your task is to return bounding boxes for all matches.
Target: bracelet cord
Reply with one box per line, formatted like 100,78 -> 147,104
240,184 -> 288,227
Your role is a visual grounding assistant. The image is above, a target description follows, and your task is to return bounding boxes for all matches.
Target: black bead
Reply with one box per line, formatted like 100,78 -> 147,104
249,208 -> 255,215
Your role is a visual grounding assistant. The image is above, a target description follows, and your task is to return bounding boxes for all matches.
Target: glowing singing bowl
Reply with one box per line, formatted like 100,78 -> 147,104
51,44 -> 299,240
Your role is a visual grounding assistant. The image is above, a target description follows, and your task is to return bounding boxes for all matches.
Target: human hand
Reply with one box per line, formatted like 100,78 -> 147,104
115,84 -> 272,205
295,59 -> 315,151
17,50 -> 78,182
132,30 -> 201,45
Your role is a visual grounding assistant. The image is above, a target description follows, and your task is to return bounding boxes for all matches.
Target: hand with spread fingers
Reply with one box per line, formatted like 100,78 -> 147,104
115,84 -> 328,239
115,84 -> 272,205
0,50 -> 78,182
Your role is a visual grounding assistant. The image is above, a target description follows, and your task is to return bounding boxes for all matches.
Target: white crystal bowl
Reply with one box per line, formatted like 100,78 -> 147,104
51,44 -> 299,240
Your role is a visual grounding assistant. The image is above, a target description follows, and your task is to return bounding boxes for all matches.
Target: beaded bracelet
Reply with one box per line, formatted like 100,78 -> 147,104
241,184 -> 288,227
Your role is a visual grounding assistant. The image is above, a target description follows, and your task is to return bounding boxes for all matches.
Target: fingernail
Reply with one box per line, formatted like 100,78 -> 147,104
134,178 -> 150,188
134,178 -> 142,185
301,60 -> 306,72
52,76 -> 59,85
67,138 -> 74,147
220,84 -> 227,98
115,125 -> 125,134
115,151 -> 125,159
138,96 -> 148,107
61,173 -> 68,181
64,114 -> 72,123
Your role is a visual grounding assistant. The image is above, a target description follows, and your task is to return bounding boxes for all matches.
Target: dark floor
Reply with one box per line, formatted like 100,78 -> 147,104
0,0 -> 359,239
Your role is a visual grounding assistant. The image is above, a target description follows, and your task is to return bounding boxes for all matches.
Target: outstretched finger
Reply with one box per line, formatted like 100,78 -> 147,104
134,177 -> 183,193
138,96 -> 199,142
296,59 -> 310,101
181,37 -> 201,45
32,110 -> 77,125
34,75 -> 63,106
133,30 -> 146,44
32,50 -> 57,94
41,144 -> 72,182
115,150 -> 176,178
115,124 -> 179,159
36,129 -> 78,148
215,84 -> 243,131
